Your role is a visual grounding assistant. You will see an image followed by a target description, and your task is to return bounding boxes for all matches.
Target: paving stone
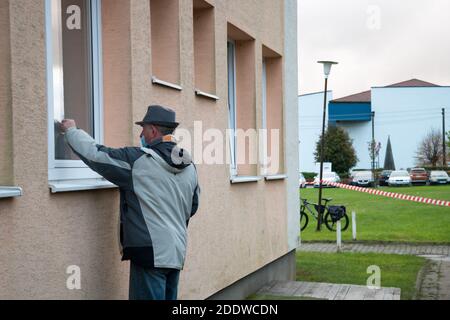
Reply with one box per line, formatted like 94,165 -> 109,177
363,287 -> 386,300
345,285 -> 369,300
293,282 -> 313,297
417,260 -> 440,300
311,283 -> 334,300
333,285 -> 351,300
299,242 -> 450,257
437,261 -> 450,300
302,282 -> 321,297
256,281 -> 277,295
373,288 -> 388,300
266,281 -> 300,296
393,288 -> 401,300
325,284 -> 341,300
383,287 -> 395,300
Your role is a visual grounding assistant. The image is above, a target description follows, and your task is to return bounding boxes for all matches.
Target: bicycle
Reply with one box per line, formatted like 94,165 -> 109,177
300,198 -> 349,232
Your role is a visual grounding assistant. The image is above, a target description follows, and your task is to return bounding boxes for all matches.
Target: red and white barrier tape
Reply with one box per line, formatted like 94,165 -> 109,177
319,182 -> 450,207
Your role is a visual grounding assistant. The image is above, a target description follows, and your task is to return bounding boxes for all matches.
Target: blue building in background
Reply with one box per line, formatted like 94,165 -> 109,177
299,79 -> 450,172
329,90 -> 372,123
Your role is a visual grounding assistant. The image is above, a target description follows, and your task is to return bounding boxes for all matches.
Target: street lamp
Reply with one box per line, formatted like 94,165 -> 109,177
316,61 -> 338,231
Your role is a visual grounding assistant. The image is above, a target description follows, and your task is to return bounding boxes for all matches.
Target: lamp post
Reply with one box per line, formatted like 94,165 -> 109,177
443,108 -> 446,167
371,111 -> 376,185
316,61 -> 338,231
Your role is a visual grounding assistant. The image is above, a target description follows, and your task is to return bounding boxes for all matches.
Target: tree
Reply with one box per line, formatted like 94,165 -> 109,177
415,128 -> 443,168
383,136 -> 396,170
447,131 -> 450,149
314,126 -> 358,174
368,140 -> 382,169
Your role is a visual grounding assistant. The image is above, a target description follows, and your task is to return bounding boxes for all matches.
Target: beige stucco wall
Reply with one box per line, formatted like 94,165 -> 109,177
102,0 -> 133,147
265,56 -> 284,175
0,0 -> 294,300
0,0 -> 13,185
193,2 -> 216,94
150,0 -> 181,85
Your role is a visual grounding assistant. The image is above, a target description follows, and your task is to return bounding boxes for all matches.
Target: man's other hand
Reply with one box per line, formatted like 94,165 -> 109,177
61,119 -> 77,132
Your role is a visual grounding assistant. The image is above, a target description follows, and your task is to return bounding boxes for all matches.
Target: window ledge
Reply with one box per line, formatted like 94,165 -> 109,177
151,76 -> 182,91
230,176 -> 263,184
195,89 -> 219,101
49,179 -> 117,193
0,187 -> 23,199
265,174 -> 288,181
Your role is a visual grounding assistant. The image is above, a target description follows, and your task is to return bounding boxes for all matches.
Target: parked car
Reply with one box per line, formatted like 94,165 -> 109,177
299,173 -> 306,188
313,172 -> 341,188
379,170 -> 392,186
388,170 -> 412,186
429,171 -> 449,185
351,171 -> 374,187
409,168 -> 428,185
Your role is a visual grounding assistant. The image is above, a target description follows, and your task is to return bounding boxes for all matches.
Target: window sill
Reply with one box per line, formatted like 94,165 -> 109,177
230,176 -> 263,184
265,174 -> 288,181
49,179 -> 117,193
151,76 -> 182,91
0,187 -> 23,199
195,89 -> 219,101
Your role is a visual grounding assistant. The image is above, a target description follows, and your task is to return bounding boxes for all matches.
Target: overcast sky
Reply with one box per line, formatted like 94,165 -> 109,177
297,0 -> 450,99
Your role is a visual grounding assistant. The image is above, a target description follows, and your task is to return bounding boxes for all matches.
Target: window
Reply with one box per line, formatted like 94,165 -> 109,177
150,0 -> 181,88
262,46 -> 284,176
227,24 -> 257,179
227,41 -> 237,176
46,0 -> 105,183
193,0 -> 217,99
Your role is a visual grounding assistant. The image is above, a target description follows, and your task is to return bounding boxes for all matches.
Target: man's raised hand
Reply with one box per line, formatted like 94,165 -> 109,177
61,119 -> 77,133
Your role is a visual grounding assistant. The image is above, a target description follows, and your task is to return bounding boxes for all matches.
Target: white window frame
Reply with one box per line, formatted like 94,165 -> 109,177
0,187 -> 23,199
227,40 -> 237,176
46,0 -> 105,183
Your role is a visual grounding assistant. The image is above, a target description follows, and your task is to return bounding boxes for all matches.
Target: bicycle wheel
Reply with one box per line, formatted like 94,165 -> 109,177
300,211 -> 309,231
324,213 -> 349,232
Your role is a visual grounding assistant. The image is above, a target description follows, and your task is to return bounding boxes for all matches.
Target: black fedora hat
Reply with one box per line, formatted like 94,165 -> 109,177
135,105 -> 179,128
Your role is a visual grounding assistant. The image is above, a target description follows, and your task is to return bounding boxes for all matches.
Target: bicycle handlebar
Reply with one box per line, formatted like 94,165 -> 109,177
301,198 -> 333,206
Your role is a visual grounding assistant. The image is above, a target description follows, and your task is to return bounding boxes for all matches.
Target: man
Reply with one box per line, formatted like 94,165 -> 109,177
60,105 -> 200,300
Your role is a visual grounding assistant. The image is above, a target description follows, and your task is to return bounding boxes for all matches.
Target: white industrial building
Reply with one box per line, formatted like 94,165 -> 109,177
299,79 -> 450,173
298,91 -> 333,173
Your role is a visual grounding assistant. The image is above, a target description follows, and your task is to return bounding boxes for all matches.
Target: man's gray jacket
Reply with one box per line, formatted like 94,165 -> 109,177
65,127 -> 200,270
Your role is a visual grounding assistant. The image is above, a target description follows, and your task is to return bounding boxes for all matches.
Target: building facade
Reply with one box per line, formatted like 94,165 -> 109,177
329,79 -> 450,170
298,91 -> 333,173
0,0 -> 299,299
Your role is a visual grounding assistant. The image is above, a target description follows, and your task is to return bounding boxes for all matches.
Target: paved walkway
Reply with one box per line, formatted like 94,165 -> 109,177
297,242 -> 450,256
416,256 -> 450,300
297,242 -> 450,300
257,280 -> 401,300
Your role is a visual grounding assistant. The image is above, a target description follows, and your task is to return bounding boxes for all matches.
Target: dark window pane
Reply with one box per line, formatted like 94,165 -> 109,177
55,0 -> 94,160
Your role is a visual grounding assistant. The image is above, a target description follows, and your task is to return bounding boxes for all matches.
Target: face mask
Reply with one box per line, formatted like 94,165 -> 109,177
141,136 -> 148,148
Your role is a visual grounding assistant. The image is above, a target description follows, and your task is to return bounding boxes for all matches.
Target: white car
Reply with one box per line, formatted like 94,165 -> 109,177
314,172 -> 340,188
429,171 -> 449,185
351,171 -> 374,187
388,170 -> 412,186
299,173 -> 306,188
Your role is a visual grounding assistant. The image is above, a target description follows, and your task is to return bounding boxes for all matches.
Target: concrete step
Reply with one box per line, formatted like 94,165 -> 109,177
257,280 -> 401,300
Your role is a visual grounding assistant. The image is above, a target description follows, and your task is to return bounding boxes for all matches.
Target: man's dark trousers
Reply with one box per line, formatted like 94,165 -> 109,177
129,262 -> 181,300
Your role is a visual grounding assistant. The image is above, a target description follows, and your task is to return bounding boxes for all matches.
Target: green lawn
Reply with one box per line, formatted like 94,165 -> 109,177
296,251 -> 426,300
300,185 -> 450,243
